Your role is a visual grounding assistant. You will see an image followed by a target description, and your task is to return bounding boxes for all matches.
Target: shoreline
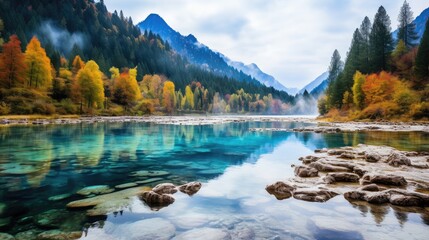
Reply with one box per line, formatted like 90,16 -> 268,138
0,115 -> 428,132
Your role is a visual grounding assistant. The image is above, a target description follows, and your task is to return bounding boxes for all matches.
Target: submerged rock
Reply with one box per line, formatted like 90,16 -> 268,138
0,233 -> 14,240
294,165 -> 318,178
130,170 -> 169,177
114,183 -> 138,189
135,178 -> 163,184
323,173 -> 360,184
0,217 -> 10,228
179,182 -> 202,196
15,230 -> 41,240
265,181 -> 295,200
37,230 -> 82,240
76,185 -> 114,196
152,183 -> 177,195
293,189 -> 338,202
48,193 -> 72,201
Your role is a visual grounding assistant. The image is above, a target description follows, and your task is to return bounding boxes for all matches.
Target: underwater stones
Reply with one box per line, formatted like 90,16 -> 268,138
179,182 -> 202,196
0,164 -> 40,175
135,178 -> 163,184
362,174 -> 407,186
294,165 -> 319,178
34,209 -> 86,231
130,170 -> 170,177
386,152 -> 411,167
48,193 -> 72,201
175,227 -> 230,240
76,185 -> 114,196
114,183 -> 138,189
139,191 -> 175,210
36,230 -> 82,240
15,230 -> 41,240
265,181 -> 295,200
0,233 -> 14,240
119,218 -> 175,240
293,189 -> 338,202
323,172 -> 360,184
365,152 -> 382,163
152,183 -> 177,194
67,186 -> 151,216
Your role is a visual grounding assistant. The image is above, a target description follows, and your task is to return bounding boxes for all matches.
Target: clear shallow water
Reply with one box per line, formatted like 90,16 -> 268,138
0,122 -> 428,239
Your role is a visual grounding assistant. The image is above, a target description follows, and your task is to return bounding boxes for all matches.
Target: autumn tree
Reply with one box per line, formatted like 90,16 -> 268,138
25,36 -> 52,89
162,81 -> 176,114
112,67 -> 141,108
0,35 -> 27,88
184,85 -> 194,110
352,71 -> 366,110
362,71 -> 401,105
397,1 -> 418,48
76,60 -> 105,110
369,6 -> 394,72
72,55 -> 85,75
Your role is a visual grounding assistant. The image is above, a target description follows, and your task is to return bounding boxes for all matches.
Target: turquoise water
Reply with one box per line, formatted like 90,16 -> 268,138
0,122 -> 428,239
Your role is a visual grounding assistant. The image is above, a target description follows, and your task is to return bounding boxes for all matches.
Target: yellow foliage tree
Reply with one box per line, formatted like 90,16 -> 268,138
162,81 -> 176,113
352,71 -> 366,110
72,55 -> 85,75
76,60 -> 104,109
112,67 -> 141,108
185,85 -> 194,110
109,67 -> 120,80
25,36 -> 52,89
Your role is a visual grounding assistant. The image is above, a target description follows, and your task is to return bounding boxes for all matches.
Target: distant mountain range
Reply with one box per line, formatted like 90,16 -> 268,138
138,14 -> 297,95
298,72 -> 328,94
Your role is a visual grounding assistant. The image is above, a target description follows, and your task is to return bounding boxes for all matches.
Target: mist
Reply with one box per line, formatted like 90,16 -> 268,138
39,21 -> 86,56
287,95 -> 319,115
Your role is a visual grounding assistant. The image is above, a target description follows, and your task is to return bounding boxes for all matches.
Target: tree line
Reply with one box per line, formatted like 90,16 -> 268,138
320,1 -> 429,120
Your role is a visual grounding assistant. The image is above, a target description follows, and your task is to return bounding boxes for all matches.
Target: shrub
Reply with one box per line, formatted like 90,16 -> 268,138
0,102 -> 10,115
359,102 -> 399,120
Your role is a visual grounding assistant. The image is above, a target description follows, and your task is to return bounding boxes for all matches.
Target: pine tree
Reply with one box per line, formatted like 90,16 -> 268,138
414,19 -> 429,87
0,35 -> 27,88
325,50 -> 344,109
359,17 -> 371,73
369,6 -> 394,72
397,0 -> 418,48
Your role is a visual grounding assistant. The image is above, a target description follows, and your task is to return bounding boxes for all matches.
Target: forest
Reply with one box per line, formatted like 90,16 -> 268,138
320,2 -> 429,120
0,0 -> 294,115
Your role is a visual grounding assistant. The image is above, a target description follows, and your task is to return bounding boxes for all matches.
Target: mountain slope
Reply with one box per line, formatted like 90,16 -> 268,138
393,7 -> 429,43
138,14 -> 295,94
299,72 -> 329,94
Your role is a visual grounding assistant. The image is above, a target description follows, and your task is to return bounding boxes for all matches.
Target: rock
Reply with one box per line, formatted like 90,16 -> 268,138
365,152 -> 381,162
293,189 -> 338,202
327,149 -> 347,156
366,192 -> 390,204
34,209 -> 86,231
37,230 -> 82,240
48,193 -> 72,201
0,233 -> 14,240
152,183 -> 177,194
179,182 -> 202,196
265,181 -> 295,200
175,227 -> 230,240
389,194 -> 423,206
314,148 -> 327,153
130,170 -> 169,177
15,230 -> 41,240
309,162 -> 349,172
344,190 -> 366,201
294,165 -> 318,177
67,186 -> 151,216
339,152 -> 356,159
362,174 -> 407,186
344,189 -> 429,206
323,173 -> 360,184
352,166 -> 368,176
359,184 -> 384,192
135,178 -> 163,184
115,183 -> 138,189
76,185 -> 114,196
139,191 -> 175,210
300,155 -> 320,164
386,152 -> 411,167
119,218 -> 175,240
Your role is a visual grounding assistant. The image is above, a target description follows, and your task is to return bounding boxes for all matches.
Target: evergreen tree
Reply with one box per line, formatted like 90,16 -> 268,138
359,17 -> 371,73
397,0 -> 418,48
369,6 -> 394,72
325,49 -> 343,109
414,19 -> 429,88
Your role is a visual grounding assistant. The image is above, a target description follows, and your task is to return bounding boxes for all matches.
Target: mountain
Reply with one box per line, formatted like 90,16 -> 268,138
138,14 -> 295,94
220,54 -> 299,95
299,72 -> 329,94
393,7 -> 429,42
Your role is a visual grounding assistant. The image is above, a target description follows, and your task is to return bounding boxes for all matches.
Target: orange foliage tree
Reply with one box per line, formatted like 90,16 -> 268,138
0,35 -> 27,88
25,36 -> 52,89
361,71 -> 402,105
162,81 -> 175,113
112,67 -> 141,108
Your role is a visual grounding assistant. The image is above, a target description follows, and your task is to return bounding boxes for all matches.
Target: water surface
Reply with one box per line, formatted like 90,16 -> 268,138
0,121 -> 428,239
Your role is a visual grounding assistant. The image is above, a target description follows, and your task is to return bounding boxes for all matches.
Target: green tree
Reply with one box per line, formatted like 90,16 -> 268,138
397,0 -> 418,48
414,19 -> 429,87
369,6 -> 394,72
76,60 -> 105,109
359,16 -> 372,73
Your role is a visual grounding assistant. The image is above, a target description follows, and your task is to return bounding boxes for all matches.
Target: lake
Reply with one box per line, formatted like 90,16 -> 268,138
0,120 -> 428,239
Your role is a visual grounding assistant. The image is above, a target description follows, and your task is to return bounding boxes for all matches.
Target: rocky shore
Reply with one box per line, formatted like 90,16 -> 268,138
266,144 -> 429,208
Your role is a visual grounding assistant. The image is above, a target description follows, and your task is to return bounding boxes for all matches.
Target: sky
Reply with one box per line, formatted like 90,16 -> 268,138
104,0 -> 428,89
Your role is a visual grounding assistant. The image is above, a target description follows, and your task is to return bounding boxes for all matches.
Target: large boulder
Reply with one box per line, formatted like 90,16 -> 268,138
294,165 -> 318,178
365,152 -> 382,163
293,189 -> 338,202
386,152 -> 411,167
362,174 -> 407,186
152,183 -> 177,195
179,182 -> 202,196
323,172 -> 360,184
265,181 -> 295,200
309,162 -> 349,172
344,189 -> 429,207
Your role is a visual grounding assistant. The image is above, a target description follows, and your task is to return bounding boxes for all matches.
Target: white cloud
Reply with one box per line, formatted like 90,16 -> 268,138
104,0 -> 428,89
